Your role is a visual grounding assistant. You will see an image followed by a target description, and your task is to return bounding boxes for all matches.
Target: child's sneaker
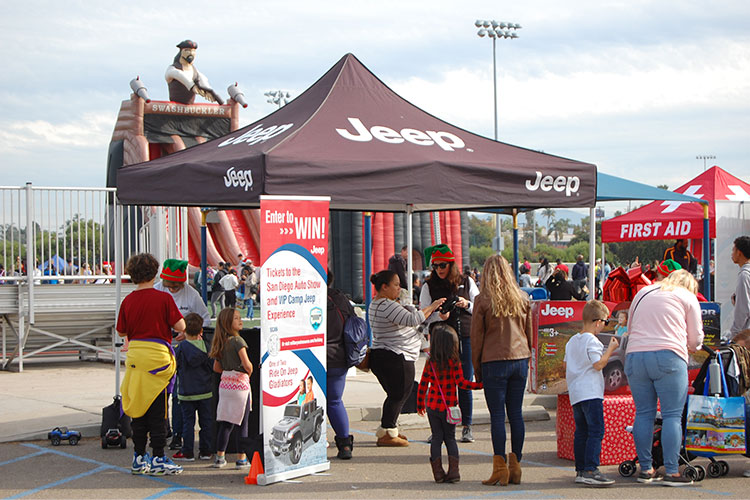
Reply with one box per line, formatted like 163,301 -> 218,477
236,458 -> 250,469
580,469 -> 615,487
149,455 -> 183,475
173,451 -> 195,462
199,451 -> 213,460
131,452 -> 151,475
212,455 -> 227,468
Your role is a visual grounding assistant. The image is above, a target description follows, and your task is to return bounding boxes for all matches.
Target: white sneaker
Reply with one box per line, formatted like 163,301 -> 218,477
742,469 -> 750,478
149,455 -> 183,475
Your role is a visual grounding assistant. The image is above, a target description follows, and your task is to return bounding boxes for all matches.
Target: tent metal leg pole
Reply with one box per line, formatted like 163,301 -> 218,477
589,207 -> 595,299
364,212 -> 372,344
512,209 -> 519,282
703,205 -> 711,300
406,205 -> 413,302
114,200 -> 123,396
201,211 -> 208,304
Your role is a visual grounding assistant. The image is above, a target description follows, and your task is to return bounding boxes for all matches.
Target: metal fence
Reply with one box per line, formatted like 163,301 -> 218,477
1,184 -> 188,370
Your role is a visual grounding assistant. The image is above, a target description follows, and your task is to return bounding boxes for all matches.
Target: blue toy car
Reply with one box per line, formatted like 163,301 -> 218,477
48,427 -> 81,446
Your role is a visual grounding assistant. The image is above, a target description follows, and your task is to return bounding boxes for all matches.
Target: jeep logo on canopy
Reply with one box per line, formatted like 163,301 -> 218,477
525,171 -> 580,197
335,117 -> 465,152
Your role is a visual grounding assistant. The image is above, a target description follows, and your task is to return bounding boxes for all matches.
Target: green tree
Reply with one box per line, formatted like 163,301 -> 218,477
469,245 -> 494,270
542,208 -> 556,233
468,214 -> 493,248
549,218 -> 571,242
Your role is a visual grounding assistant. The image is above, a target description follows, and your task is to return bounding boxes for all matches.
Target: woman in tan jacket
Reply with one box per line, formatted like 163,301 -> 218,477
471,255 -> 533,486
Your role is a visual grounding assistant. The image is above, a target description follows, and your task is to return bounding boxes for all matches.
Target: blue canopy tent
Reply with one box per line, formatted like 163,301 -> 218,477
502,172 -> 708,298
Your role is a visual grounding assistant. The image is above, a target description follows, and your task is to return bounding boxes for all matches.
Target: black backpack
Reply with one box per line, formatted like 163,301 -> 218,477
335,307 -> 369,368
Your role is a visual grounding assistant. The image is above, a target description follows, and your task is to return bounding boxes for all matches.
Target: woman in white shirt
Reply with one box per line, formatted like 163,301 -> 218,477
368,269 -> 444,447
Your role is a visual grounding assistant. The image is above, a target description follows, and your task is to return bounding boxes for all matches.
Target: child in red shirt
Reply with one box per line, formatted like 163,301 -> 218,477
117,253 -> 185,475
417,324 -> 482,483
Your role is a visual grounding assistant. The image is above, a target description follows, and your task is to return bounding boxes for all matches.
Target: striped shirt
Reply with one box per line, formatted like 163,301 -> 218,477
368,297 -> 425,361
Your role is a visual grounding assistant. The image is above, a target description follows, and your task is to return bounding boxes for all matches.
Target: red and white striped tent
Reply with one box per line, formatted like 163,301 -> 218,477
601,166 -> 750,261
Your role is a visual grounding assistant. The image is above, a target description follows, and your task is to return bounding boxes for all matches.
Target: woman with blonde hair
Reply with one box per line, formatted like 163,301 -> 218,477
625,269 -> 703,486
471,255 -> 533,486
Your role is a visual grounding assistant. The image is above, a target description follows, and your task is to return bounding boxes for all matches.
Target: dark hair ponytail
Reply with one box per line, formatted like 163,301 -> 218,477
370,269 -> 397,292
429,324 -> 459,369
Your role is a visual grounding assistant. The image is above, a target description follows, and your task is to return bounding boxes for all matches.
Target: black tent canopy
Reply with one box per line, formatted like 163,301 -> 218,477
116,53 -> 597,211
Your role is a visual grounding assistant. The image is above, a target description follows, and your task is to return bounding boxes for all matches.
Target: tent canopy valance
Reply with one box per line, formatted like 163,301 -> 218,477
602,166 -> 750,242
116,53 -> 597,212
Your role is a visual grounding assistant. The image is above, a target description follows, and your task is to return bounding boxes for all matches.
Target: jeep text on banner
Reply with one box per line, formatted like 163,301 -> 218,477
258,195 -> 330,485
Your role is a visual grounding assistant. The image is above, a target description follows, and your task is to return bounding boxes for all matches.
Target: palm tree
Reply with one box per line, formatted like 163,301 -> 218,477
542,208 -> 556,234
549,218 -> 571,242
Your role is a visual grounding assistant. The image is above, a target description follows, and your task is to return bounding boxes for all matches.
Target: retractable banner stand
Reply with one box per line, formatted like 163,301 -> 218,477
257,195 -> 330,485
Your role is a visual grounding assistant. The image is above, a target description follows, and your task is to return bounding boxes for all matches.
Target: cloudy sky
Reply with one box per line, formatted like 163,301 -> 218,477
1,0 -> 748,215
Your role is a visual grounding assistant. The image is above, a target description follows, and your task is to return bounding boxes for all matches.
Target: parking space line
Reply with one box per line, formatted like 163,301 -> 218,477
19,444 -> 236,500
0,450 -> 48,467
351,429 -> 572,472
3,464 -> 110,500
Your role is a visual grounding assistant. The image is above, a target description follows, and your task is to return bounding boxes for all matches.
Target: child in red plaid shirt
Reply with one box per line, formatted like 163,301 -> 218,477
417,325 -> 483,483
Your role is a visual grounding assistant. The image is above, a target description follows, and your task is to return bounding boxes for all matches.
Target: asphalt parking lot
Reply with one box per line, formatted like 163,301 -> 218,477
3,415 -> 750,500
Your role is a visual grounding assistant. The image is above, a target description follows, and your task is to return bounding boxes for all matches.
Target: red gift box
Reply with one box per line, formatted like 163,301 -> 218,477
557,393 -> 638,465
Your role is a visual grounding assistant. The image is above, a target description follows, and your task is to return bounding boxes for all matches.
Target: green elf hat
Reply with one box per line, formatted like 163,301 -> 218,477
160,259 -> 188,282
657,259 -> 682,277
423,244 -> 455,267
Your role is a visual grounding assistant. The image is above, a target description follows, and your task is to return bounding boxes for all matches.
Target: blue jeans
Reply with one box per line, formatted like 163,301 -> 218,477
327,366 -> 349,438
245,296 -> 254,318
459,336 -> 473,426
180,398 -> 214,455
482,358 -> 528,460
573,398 -> 604,472
625,350 -> 688,475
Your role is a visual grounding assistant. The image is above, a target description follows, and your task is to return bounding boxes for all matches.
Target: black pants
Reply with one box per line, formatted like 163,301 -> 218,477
427,408 -> 458,460
132,390 -> 168,457
224,289 -> 237,308
370,348 -> 415,428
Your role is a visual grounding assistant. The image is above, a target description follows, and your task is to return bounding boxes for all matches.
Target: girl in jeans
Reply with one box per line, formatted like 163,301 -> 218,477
625,270 -> 703,486
470,255 -> 533,486
368,269 -> 444,446
417,324 -> 482,483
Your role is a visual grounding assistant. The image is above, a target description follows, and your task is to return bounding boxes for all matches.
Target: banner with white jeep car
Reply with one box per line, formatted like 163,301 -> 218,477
530,300 -> 720,395
258,196 -> 330,485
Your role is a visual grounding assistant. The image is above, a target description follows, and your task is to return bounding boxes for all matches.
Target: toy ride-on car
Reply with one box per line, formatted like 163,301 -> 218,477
48,427 -> 81,446
101,428 -> 127,449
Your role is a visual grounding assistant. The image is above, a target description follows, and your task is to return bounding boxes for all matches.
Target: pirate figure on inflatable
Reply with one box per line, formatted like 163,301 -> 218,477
165,40 -> 225,105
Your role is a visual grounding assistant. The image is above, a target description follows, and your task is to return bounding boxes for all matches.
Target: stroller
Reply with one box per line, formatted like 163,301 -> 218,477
618,412 -> 706,481
619,344 -> 749,481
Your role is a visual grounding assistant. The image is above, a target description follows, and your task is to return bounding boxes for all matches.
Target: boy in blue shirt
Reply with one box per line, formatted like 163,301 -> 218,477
564,300 -> 619,486
173,313 -> 215,461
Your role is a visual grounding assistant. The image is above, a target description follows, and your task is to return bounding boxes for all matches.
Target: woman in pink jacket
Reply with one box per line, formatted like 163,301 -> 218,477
625,270 -> 704,486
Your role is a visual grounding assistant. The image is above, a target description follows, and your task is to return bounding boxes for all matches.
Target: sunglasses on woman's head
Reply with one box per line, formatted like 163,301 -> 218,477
432,263 -> 449,270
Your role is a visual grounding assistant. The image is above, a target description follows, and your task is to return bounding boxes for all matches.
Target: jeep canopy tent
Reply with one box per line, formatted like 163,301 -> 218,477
116,53 -> 597,211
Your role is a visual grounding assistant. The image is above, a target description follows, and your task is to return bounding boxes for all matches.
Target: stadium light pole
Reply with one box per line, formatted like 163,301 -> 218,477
265,90 -> 291,108
696,154 -> 715,172
475,19 -> 521,262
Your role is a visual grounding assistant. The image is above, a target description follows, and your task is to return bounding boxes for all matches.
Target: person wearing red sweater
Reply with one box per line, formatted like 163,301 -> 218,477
417,325 -> 482,483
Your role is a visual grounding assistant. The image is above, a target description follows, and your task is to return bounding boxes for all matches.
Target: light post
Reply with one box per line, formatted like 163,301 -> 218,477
475,19 -> 521,141
475,19 -> 521,260
696,155 -> 715,171
265,90 -> 291,108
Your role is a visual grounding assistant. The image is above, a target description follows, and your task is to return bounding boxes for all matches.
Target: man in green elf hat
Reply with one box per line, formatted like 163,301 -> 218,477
154,258 -> 210,451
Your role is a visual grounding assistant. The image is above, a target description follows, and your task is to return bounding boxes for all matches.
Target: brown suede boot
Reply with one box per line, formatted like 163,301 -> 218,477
482,455 -> 509,486
376,427 -> 409,447
445,455 -> 460,483
430,457 -> 446,483
508,452 -> 521,484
